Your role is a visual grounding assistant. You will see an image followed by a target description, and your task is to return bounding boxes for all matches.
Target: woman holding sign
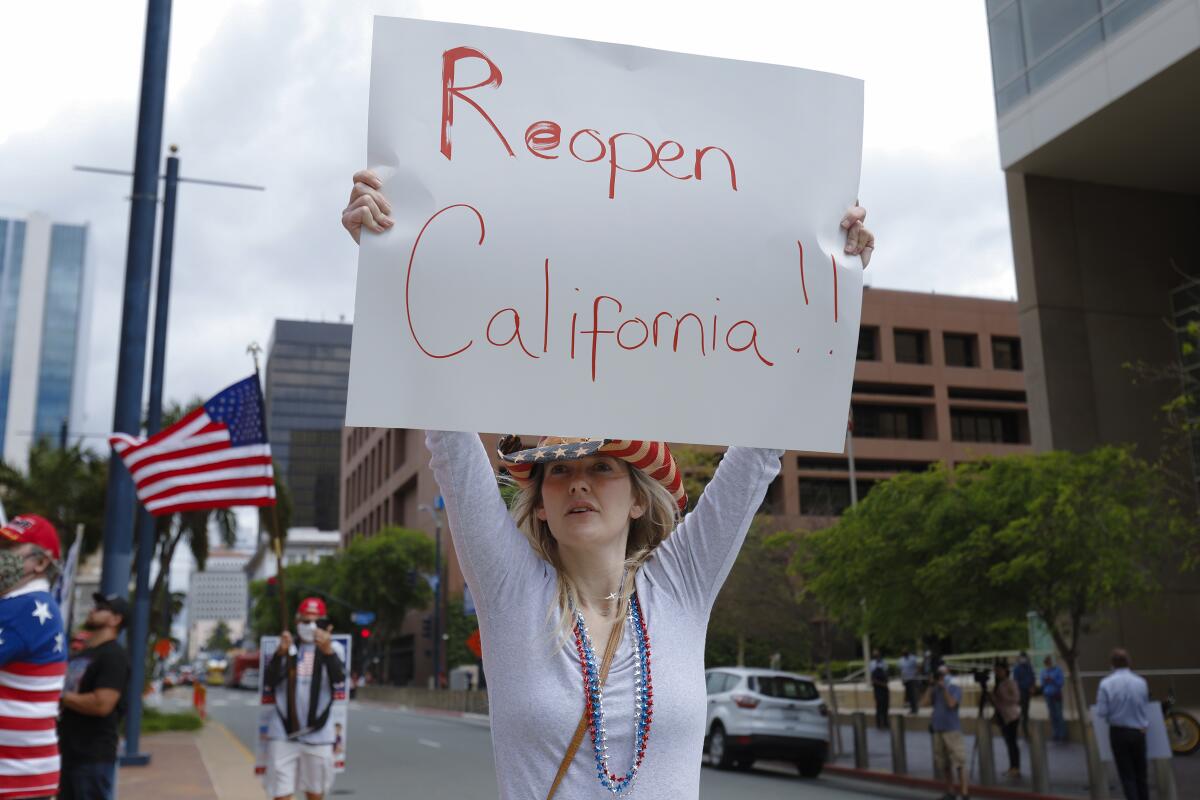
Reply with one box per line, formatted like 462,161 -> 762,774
344,170 -> 872,798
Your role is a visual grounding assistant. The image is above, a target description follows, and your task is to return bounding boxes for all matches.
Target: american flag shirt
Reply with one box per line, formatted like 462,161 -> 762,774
0,579 -> 66,799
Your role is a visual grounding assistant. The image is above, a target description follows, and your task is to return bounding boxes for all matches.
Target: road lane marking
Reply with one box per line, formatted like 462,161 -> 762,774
418,739 -> 442,748
368,725 -> 384,734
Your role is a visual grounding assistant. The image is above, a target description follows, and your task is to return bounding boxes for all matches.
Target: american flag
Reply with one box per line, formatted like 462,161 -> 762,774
109,375 -> 276,516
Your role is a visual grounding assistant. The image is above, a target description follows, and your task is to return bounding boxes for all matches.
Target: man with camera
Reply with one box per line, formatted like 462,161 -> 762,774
923,665 -> 968,800
263,597 -> 347,800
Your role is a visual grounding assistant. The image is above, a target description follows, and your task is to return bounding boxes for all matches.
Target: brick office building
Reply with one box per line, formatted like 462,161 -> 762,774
341,288 -> 1030,685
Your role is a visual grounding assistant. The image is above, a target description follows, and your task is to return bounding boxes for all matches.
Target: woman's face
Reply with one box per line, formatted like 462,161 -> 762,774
536,456 -> 644,552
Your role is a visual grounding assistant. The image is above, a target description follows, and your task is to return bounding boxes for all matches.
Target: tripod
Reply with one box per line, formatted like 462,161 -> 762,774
969,674 -> 993,783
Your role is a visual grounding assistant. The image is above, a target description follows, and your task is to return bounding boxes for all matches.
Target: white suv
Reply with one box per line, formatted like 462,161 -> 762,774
703,667 -> 830,777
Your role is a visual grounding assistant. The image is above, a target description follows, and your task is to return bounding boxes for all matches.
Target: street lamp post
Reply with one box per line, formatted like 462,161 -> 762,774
419,496 -> 445,689
77,148 -> 263,765
846,420 -> 871,667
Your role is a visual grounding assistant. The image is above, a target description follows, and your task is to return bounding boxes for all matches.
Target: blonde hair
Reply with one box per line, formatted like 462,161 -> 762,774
508,463 -> 681,644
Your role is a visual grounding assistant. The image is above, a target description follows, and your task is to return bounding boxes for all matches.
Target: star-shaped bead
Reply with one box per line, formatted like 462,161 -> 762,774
54,632 -> 64,653
32,601 -> 53,625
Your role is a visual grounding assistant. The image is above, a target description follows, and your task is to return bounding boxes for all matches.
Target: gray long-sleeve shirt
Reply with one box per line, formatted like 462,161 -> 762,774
426,431 -> 781,799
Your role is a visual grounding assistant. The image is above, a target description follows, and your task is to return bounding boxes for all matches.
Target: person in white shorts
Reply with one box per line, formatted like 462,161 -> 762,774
262,597 -> 347,800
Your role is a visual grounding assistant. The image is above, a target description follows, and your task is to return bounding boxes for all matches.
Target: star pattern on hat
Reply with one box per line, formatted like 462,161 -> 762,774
552,446 -> 569,458
32,601 -> 53,626
54,632 -> 64,653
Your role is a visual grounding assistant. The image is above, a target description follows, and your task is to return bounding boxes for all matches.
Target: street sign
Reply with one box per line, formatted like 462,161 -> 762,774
351,611 -> 376,627
434,494 -> 444,511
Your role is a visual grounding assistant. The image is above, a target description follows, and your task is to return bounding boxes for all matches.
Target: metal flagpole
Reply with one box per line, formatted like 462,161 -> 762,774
122,148 -> 180,765
847,420 -> 871,665
98,0 -> 172,603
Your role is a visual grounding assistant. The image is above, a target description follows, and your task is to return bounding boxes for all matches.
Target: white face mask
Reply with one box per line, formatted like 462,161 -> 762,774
296,621 -> 317,643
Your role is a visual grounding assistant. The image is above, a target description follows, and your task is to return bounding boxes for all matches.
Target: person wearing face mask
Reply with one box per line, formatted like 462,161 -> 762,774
262,597 -> 346,800
0,514 -> 66,800
58,593 -> 130,800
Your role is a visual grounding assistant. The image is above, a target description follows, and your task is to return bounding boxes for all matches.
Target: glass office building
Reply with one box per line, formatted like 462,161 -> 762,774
264,320 -> 353,530
0,214 -> 91,467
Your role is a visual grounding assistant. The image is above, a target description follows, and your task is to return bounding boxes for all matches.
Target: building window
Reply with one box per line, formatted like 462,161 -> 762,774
857,326 -> 879,361
992,336 -> 1023,370
893,330 -> 929,364
800,479 -> 874,517
950,409 -> 1027,444
943,333 -> 979,368
852,404 -> 926,440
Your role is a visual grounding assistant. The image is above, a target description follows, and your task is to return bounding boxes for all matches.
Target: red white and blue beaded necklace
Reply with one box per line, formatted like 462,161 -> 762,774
572,591 -> 654,795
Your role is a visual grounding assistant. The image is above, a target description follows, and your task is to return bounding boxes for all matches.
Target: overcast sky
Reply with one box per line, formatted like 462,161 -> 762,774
1,0 -> 1012,559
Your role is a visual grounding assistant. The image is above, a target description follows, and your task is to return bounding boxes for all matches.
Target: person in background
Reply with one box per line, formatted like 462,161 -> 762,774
58,594 -> 132,800
991,663 -> 1021,777
869,650 -> 890,729
1040,655 -> 1067,742
0,515 -> 67,800
262,597 -> 347,800
1096,648 -> 1149,800
1012,651 -> 1035,735
923,666 -> 968,800
899,649 -> 920,715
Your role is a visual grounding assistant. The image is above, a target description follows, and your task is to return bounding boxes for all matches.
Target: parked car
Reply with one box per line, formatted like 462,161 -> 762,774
703,667 -> 829,777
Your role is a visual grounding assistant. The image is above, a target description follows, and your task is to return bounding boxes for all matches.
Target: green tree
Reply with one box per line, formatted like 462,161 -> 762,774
204,620 -> 235,653
0,439 -> 108,556
706,517 -> 810,669
673,446 -> 722,514
796,447 -> 1190,795
979,447 -> 1189,790
334,527 -> 434,682
248,556 -> 347,640
444,595 -> 480,672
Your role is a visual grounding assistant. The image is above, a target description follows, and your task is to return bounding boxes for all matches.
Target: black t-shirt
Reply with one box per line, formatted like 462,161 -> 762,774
58,639 -> 131,763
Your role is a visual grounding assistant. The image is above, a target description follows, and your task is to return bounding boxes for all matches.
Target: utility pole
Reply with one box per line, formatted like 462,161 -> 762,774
420,496 -> 446,688
98,0 -> 173,622
846,419 -> 871,667
80,145 -> 263,764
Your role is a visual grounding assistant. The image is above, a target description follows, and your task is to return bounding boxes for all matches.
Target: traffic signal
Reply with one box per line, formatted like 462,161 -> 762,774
266,576 -> 278,598
360,628 -> 371,639
421,617 -> 432,639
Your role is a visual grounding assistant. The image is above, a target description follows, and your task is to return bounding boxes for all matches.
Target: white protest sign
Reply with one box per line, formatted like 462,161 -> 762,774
348,17 -> 864,451
1091,703 -> 1172,761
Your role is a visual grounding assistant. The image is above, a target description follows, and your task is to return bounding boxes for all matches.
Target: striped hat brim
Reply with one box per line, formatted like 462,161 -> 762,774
499,436 -> 687,512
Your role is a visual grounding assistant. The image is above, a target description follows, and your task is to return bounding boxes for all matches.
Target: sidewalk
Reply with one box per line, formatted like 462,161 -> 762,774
117,721 -> 262,800
828,719 -> 1196,798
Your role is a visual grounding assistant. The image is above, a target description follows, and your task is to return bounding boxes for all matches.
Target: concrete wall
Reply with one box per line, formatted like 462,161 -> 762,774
1006,171 -> 1200,699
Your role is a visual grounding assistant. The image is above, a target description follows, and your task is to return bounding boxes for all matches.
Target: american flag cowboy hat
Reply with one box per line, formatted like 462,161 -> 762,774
498,436 -> 687,513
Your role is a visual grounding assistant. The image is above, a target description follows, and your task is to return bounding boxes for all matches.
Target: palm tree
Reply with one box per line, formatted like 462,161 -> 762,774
0,439 -> 108,555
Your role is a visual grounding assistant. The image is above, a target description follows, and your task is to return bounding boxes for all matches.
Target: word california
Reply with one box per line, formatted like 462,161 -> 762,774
405,204 -> 775,382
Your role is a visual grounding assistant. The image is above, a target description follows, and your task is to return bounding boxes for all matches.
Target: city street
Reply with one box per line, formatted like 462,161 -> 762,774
192,687 -> 929,800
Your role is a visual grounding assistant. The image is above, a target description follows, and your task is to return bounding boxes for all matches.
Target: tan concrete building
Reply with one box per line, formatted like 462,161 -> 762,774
985,0 -> 1200,699
341,288 -> 1029,685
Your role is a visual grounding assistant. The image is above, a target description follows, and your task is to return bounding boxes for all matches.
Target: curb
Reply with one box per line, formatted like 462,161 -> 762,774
824,764 -> 1082,800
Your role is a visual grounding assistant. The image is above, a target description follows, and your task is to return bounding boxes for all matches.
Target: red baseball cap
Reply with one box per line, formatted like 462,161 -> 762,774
0,515 -> 62,561
297,596 -> 327,617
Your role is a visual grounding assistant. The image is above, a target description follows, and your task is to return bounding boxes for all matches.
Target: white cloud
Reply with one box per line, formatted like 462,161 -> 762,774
0,0 -> 1014,442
